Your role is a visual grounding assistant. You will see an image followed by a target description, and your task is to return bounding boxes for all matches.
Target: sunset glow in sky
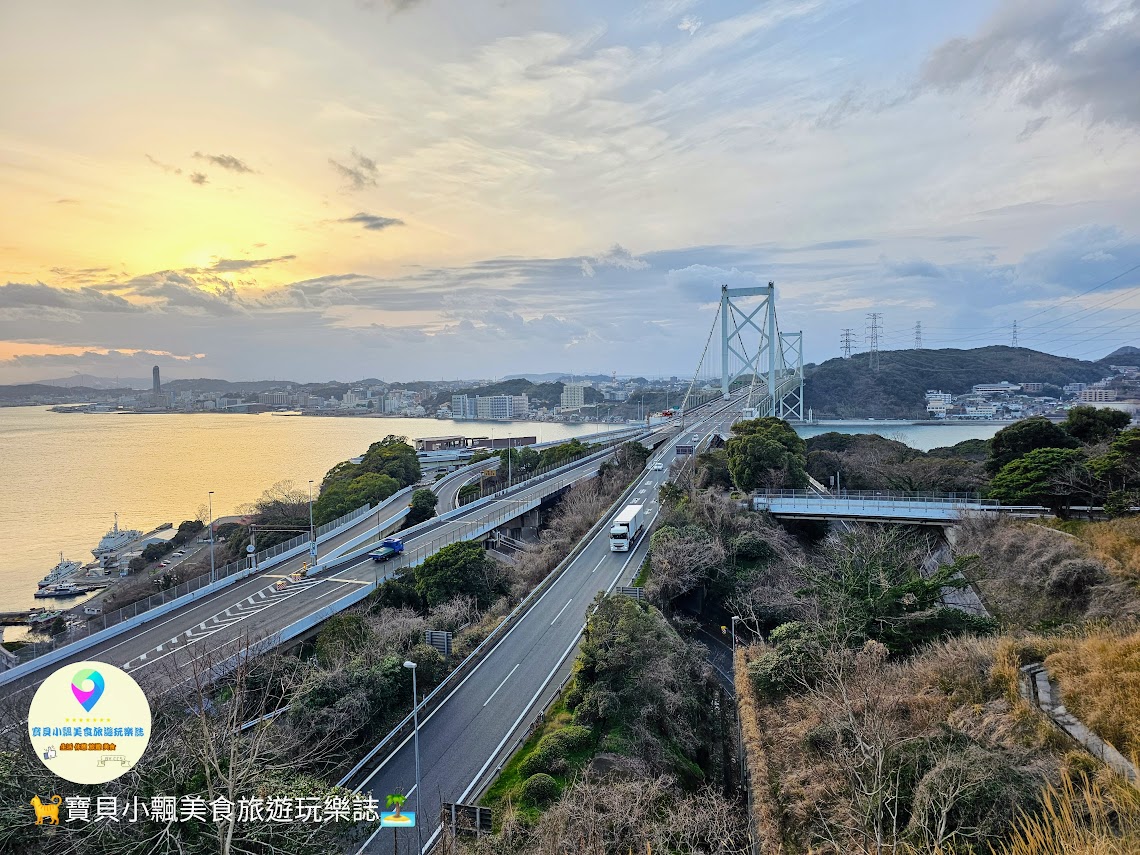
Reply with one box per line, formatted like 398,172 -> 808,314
1,0 -> 1138,383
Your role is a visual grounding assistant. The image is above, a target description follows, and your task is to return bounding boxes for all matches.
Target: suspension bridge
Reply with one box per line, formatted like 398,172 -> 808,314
680,281 -> 805,422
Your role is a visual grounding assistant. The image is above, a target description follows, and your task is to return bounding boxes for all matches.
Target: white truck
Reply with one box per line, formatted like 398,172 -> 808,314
609,503 -> 646,552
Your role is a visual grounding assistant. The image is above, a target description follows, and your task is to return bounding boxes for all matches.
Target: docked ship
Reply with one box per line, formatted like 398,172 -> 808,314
92,514 -> 143,557
38,554 -> 83,588
34,583 -> 85,599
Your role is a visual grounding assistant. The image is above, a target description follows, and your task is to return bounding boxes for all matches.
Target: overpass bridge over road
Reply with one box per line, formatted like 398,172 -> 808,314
752,490 -> 1051,524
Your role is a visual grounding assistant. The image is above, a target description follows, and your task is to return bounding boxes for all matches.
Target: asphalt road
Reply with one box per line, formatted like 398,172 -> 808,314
3,446 -> 631,700
351,400 -> 743,855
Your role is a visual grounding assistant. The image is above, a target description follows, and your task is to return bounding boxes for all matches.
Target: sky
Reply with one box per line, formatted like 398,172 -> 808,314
1,0 -> 1138,384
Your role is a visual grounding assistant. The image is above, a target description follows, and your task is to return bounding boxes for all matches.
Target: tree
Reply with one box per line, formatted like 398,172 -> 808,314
987,417 -> 1078,473
313,471 -> 401,525
726,433 -> 808,491
1063,405 -> 1131,444
413,541 -> 502,608
405,488 -> 439,528
988,446 -> 1086,510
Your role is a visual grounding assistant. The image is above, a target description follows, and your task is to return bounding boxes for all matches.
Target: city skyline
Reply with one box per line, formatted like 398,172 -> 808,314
2,0 -> 1139,383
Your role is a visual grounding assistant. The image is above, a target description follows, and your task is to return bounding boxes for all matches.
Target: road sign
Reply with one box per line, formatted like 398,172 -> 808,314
440,802 -> 492,837
245,544 -> 255,553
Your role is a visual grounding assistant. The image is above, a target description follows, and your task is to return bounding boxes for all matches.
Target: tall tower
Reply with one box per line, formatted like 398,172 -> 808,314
1011,320 -> 1019,347
914,321 -> 923,350
152,366 -> 161,402
866,313 -> 883,372
840,328 -> 854,358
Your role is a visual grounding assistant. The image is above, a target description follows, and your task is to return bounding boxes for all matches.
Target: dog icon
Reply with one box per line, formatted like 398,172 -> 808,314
30,795 -> 62,825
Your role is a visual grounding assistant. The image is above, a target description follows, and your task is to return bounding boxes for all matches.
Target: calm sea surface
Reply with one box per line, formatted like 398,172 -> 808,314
0,409 -> 1003,615
0,408 -> 605,614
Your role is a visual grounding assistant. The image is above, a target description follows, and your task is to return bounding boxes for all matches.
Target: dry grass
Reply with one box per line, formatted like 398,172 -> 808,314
1063,517 -> 1140,584
993,767 -> 1140,855
737,634 -> 1075,854
1046,627 -> 1140,758
953,516 -> 1140,627
735,645 -> 784,854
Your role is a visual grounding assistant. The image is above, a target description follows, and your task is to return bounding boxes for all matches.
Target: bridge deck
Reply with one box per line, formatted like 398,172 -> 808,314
753,491 -> 1049,523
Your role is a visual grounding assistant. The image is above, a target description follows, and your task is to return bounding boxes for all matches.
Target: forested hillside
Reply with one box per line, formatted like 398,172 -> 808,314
804,346 -> 1114,418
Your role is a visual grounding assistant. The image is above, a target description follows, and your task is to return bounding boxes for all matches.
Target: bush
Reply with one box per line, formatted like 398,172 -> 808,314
517,727 -> 591,778
519,773 -> 560,807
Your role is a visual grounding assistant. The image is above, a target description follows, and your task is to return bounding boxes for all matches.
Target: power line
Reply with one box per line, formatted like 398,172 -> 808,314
914,321 -> 922,350
1011,319 -> 1018,348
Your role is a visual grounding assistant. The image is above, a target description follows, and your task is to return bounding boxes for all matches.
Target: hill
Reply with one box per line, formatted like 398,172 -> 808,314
0,383 -> 132,401
804,345 -> 1111,419
1105,345 -> 1140,364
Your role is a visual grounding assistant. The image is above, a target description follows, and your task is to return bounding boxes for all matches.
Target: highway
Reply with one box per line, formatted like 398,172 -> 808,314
1,442 -> 637,699
351,400 -> 743,854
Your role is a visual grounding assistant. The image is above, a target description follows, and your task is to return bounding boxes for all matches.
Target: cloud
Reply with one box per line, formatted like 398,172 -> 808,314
208,255 -> 296,272
145,155 -> 182,175
193,151 -> 254,173
580,244 -> 649,277
1016,116 -> 1051,141
357,0 -> 424,12
338,212 -> 404,231
189,172 -> 208,185
677,15 -> 702,35
329,149 -> 379,190
0,282 -> 140,313
922,0 -> 1140,127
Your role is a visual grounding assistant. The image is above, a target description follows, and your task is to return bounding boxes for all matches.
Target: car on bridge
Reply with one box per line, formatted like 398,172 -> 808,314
369,538 -> 405,562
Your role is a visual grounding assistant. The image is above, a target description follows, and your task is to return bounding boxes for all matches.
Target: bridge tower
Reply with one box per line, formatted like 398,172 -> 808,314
718,282 -> 804,421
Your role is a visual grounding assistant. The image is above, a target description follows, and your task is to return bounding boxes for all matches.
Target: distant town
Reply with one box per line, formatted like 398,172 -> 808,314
924,363 -> 1140,421
27,368 -> 694,425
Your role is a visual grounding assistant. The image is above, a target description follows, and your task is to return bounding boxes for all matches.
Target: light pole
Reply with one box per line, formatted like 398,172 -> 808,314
403,660 -> 422,855
208,491 -> 216,584
731,615 -> 740,652
308,479 -> 317,566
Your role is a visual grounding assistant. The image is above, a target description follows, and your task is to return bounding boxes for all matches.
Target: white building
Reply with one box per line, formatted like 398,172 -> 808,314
971,381 -> 1021,395
561,383 -> 586,409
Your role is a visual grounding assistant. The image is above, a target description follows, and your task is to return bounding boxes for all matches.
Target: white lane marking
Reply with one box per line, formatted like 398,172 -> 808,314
591,557 -> 605,574
483,664 -> 520,707
551,599 -> 573,626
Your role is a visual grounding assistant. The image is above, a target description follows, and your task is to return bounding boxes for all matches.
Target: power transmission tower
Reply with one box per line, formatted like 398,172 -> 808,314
840,328 -> 854,358
914,321 -> 922,349
1011,319 -> 1018,347
866,313 -> 882,372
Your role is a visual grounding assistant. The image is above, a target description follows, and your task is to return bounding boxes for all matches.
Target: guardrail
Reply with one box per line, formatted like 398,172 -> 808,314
2,500 -> 383,677
755,489 -> 991,504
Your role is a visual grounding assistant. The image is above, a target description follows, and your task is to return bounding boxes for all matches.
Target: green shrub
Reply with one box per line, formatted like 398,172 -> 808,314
519,773 -> 560,807
517,725 -> 593,778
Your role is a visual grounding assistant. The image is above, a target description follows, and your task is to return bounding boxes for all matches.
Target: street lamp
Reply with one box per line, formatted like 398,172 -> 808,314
308,479 -> 317,566
208,491 -> 216,584
731,615 -> 741,651
403,660 -> 423,855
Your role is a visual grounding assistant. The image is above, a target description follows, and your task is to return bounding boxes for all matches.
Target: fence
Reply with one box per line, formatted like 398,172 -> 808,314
12,502 -> 376,665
